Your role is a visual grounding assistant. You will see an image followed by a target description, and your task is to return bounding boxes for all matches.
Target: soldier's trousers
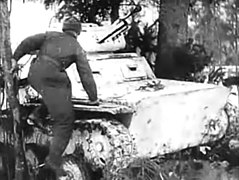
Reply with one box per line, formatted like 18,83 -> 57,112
28,58 -> 74,167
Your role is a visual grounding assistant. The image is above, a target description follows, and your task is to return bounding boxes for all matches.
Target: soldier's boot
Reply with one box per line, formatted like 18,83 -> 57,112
27,104 -> 52,134
44,156 -> 67,178
44,135 -> 71,179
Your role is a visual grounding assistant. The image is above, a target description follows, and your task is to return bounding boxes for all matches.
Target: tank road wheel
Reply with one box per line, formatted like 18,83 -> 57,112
74,119 -> 135,179
58,155 -> 91,180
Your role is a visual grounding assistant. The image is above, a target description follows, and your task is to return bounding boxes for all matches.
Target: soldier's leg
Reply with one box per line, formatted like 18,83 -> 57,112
28,64 -> 74,170
41,84 -> 74,168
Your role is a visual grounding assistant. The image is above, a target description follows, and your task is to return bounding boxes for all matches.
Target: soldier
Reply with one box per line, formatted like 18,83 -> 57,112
12,16 -> 98,177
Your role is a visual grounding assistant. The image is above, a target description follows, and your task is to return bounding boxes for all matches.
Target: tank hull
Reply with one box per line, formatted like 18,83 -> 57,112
128,80 -> 229,156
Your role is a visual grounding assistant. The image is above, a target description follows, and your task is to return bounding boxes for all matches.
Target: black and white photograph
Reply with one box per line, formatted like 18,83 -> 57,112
1,0 -> 239,179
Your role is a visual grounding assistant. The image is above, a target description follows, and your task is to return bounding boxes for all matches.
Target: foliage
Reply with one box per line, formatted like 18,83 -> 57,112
124,18 -> 158,69
119,157 -> 163,180
44,0 -> 124,23
155,37 -> 213,80
189,0 -> 239,66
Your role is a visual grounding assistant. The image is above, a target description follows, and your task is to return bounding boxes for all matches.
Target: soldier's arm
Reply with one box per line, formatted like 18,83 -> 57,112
75,44 -> 98,101
13,33 -> 46,61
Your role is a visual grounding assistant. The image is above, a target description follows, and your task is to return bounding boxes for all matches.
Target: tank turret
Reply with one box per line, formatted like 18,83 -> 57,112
78,5 -> 141,52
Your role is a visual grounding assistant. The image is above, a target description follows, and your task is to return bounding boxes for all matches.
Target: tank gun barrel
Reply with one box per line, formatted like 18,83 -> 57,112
97,5 -> 141,44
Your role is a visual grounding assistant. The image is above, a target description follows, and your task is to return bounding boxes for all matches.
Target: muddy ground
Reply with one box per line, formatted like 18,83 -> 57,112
118,146 -> 239,180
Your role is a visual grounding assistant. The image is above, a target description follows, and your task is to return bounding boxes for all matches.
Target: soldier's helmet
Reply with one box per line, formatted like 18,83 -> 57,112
62,16 -> 82,35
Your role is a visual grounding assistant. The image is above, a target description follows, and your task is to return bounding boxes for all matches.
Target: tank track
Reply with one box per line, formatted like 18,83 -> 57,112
74,119 -> 136,179
24,118 -> 136,179
223,102 -> 239,142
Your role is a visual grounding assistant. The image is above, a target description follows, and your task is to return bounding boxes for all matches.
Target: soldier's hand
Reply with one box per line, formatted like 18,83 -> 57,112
88,99 -> 100,106
9,59 -> 23,74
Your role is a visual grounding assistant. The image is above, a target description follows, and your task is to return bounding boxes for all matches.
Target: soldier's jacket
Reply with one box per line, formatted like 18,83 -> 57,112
13,31 -> 97,101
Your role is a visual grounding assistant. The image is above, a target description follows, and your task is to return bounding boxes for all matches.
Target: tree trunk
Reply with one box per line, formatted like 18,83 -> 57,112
155,0 -> 190,79
0,1 -> 29,180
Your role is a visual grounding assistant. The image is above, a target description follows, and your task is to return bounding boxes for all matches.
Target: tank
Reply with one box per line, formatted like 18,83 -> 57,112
0,5 -> 233,180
